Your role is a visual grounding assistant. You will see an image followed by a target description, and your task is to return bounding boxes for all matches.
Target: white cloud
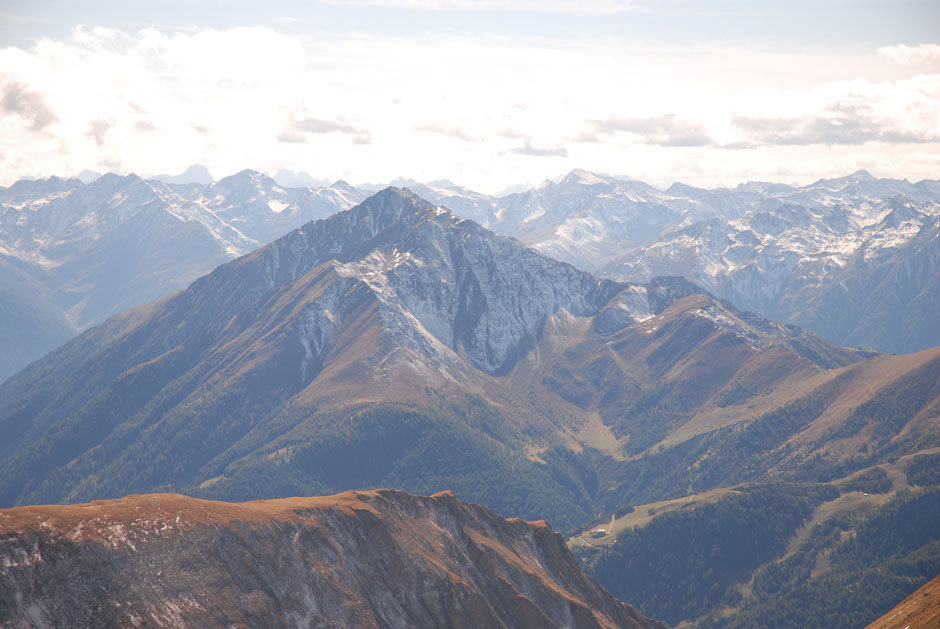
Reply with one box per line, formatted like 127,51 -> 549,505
314,0 -> 647,15
0,81 -> 58,130
724,74 -> 940,146
588,115 -> 712,147
878,43 -> 940,65
139,26 -> 309,85
0,26 -> 937,192
278,113 -> 373,144
507,141 -> 568,157
416,124 -> 483,142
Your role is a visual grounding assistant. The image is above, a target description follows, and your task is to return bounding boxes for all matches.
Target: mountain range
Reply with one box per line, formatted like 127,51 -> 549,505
2,183 -> 940,626
3,168 -> 938,382
391,169 -> 940,355
601,178 -> 940,355
2,187 -> 938,523
0,171 -> 364,381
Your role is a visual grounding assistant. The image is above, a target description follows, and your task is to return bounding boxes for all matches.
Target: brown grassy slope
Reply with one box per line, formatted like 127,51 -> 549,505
0,490 -> 663,629
867,573 -> 940,629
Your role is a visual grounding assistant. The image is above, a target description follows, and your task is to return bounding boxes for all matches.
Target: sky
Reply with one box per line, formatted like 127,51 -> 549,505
1,0 -> 938,192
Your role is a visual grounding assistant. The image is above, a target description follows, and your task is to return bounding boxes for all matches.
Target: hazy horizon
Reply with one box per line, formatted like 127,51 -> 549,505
1,0 -> 938,193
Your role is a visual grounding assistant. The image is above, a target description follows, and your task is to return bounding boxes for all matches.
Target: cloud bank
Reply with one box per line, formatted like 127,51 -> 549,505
878,43 -> 940,65
0,25 -> 937,191
315,0 -> 646,15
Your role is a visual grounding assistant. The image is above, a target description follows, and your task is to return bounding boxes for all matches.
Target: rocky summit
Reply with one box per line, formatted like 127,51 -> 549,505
0,489 -> 662,629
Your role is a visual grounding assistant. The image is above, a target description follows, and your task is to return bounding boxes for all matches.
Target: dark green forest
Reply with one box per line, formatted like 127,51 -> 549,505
906,452 -> 940,487
840,466 -> 892,494
579,486 -> 940,628
191,397 -> 601,531
596,390 -> 940,511
580,484 -> 838,625
697,487 -> 940,629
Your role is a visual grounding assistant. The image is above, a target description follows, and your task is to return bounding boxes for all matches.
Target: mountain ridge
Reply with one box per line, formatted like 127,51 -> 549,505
0,170 -> 366,381
4,167 -> 939,381
1,186 -> 917,526
0,488 -> 663,628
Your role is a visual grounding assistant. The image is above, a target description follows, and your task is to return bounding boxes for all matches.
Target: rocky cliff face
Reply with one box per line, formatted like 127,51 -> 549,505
0,490 -> 662,629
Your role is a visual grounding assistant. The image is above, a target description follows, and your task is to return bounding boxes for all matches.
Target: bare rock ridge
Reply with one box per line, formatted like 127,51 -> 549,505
173,185 -> 629,377
355,170 -> 940,355
0,489 -> 663,629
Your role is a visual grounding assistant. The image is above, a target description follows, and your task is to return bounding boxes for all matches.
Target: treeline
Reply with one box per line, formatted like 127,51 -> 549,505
598,379 -> 940,511
841,466 -> 892,494
826,362 -> 940,448
191,396 -> 601,531
906,452 -> 940,487
698,487 -> 940,628
583,484 -> 838,625
601,393 -> 834,507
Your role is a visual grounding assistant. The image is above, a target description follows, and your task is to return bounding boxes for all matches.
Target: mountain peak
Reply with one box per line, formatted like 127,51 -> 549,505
354,185 -> 435,221
426,178 -> 457,188
848,169 -> 875,182
329,179 -> 357,191
646,275 -> 713,313
95,172 -> 141,185
82,172 -> 143,197
559,168 -> 610,186
272,168 -> 330,188
665,181 -> 704,195
151,164 -> 214,185
75,169 -> 102,184
218,168 -> 265,184
809,169 -> 878,189
211,169 -> 278,200
3,175 -> 82,199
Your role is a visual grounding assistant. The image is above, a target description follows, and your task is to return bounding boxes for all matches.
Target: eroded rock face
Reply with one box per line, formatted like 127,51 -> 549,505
0,489 -> 662,629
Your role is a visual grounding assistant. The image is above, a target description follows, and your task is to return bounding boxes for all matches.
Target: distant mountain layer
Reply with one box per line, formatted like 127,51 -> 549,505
0,171 -> 365,381
602,191 -> 940,355
3,168 -> 939,381
0,254 -> 76,382
405,169 -> 940,355
0,489 -> 662,628
2,187 -> 938,536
